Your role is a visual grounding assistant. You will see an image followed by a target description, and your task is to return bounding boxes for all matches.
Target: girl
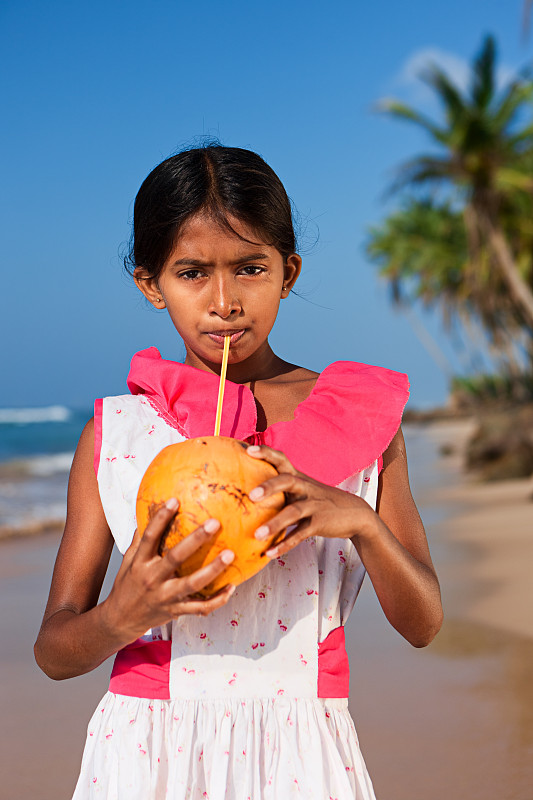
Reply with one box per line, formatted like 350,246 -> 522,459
35,145 -> 443,800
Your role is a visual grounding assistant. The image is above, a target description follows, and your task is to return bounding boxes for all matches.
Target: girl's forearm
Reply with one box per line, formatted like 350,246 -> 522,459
34,600 -> 133,681
351,517 -> 443,647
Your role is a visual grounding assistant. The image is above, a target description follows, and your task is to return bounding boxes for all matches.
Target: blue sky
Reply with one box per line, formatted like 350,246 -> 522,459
1,0 -> 530,409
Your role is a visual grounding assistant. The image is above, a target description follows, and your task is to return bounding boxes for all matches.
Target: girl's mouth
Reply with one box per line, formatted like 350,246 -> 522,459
206,329 -> 246,345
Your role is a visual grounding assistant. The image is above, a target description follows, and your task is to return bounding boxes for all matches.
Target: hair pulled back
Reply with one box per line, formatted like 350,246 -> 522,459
125,145 -> 297,280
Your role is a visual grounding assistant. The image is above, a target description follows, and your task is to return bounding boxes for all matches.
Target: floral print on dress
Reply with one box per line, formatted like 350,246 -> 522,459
73,694 -> 376,800
81,393 -> 380,800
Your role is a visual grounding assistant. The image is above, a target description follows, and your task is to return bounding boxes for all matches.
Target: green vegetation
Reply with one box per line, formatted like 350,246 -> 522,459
367,35 -> 533,377
451,373 -> 533,407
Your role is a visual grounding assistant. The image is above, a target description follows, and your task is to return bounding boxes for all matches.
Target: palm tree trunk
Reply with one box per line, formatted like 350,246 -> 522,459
476,209 -> 533,335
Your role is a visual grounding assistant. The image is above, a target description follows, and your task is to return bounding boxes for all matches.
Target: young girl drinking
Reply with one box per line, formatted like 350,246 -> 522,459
35,144 -> 443,800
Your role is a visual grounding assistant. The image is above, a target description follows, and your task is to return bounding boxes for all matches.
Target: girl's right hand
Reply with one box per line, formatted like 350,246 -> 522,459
104,499 -> 235,643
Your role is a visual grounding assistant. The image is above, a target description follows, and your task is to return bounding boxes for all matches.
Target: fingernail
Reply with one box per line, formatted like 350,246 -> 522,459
166,498 -> 178,510
255,525 -> 269,540
249,487 -> 264,501
221,550 -> 234,565
227,585 -> 236,596
265,548 -> 278,558
204,518 -> 219,533
247,445 -> 261,453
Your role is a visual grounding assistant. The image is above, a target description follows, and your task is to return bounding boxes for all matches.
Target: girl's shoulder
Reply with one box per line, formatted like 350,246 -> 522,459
259,359 -> 410,485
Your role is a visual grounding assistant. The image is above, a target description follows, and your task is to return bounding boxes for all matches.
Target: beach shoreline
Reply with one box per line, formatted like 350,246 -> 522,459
0,518 -> 65,542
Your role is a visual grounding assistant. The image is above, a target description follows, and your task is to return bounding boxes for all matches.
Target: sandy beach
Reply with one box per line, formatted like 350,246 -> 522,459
348,421 -> 533,799
1,420 -> 532,799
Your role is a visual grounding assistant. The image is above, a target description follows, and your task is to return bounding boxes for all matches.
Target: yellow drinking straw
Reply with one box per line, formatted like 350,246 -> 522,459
214,335 -> 231,436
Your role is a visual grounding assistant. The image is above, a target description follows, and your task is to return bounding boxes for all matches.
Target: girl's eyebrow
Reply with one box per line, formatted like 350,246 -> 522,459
172,252 -> 271,267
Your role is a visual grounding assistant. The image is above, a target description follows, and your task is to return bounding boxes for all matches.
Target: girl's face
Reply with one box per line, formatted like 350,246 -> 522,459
134,213 -> 301,376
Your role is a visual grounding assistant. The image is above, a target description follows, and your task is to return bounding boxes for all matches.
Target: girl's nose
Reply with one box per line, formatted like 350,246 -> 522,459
207,278 -> 242,318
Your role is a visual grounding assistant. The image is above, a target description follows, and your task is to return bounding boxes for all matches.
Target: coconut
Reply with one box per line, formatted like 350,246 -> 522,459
136,436 -> 285,596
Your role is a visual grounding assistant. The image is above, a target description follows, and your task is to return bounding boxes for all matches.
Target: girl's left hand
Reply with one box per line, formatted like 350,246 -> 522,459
246,444 -> 374,558
247,435 -> 443,648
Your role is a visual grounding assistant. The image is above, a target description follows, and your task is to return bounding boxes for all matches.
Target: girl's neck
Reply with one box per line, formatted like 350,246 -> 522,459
184,341 -> 294,386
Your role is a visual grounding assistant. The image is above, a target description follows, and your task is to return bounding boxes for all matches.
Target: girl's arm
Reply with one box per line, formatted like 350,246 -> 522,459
34,419 -> 236,680
247,429 -> 443,648
351,427 -> 443,647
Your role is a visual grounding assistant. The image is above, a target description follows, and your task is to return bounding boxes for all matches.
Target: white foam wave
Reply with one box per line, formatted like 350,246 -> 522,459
0,405 -> 72,424
28,452 -> 74,476
0,499 -> 66,529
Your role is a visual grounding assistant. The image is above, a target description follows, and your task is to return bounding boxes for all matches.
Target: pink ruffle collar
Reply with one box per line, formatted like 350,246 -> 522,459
127,347 -> 409,486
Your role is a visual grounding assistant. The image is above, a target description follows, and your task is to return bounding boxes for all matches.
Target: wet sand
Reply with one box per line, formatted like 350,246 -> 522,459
1,421 -> 532,799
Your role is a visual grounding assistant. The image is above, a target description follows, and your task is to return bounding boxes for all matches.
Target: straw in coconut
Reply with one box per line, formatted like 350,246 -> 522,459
213,335 -> 231,436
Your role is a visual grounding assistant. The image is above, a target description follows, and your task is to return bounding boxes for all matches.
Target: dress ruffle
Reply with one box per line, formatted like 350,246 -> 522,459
127,347 -> 409,486
73,693 -> 375,800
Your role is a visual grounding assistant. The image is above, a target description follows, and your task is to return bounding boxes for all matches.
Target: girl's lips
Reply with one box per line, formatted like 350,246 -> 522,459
206,329 -> 246,345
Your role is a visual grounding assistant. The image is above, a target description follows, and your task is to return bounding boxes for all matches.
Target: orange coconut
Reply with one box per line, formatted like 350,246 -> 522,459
136,436 -> 285,596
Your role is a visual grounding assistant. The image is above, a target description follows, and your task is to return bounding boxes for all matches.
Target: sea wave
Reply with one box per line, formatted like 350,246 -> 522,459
0,452 -> 74,480
0,457 -> 71,531
28,452 -> 74,476
0,405 -> 72,424
0,517 -> 65,540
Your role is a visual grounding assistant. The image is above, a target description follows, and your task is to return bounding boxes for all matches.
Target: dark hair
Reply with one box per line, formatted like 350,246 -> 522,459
124,144 -> 297,279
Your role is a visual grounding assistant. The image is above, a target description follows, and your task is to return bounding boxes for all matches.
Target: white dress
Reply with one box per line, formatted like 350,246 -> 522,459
72,351 -> 410,800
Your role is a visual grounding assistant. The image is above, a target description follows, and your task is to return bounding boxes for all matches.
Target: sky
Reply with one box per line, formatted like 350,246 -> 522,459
1,0 -> 531,410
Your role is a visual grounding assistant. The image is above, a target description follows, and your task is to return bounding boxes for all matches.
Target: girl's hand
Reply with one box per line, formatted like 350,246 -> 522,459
35,418 -> 240,681
104,499 -> 236,643
246,445 -> 374,558
247,434 -> 443,648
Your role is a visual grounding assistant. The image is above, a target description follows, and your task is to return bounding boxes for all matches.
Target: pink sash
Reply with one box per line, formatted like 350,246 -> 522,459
109,626 -> 350,700
109,638 -> 171,700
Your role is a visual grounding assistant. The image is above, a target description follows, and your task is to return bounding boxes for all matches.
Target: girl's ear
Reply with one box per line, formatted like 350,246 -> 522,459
281,254 -> 302,298
133,267 -> 166,309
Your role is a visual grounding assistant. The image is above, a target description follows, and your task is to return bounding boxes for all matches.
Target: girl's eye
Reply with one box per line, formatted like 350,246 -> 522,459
179,269 -> 205,281
239,265 -> 265,276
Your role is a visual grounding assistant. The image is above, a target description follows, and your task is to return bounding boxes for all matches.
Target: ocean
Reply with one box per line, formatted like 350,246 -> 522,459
0,406 -> 91,535
0,405 -> 439,538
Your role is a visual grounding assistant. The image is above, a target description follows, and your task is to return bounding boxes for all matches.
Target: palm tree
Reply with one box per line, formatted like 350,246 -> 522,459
366,197 -> 529,373
367,199 -> 467,313
379,35 -> 533,334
